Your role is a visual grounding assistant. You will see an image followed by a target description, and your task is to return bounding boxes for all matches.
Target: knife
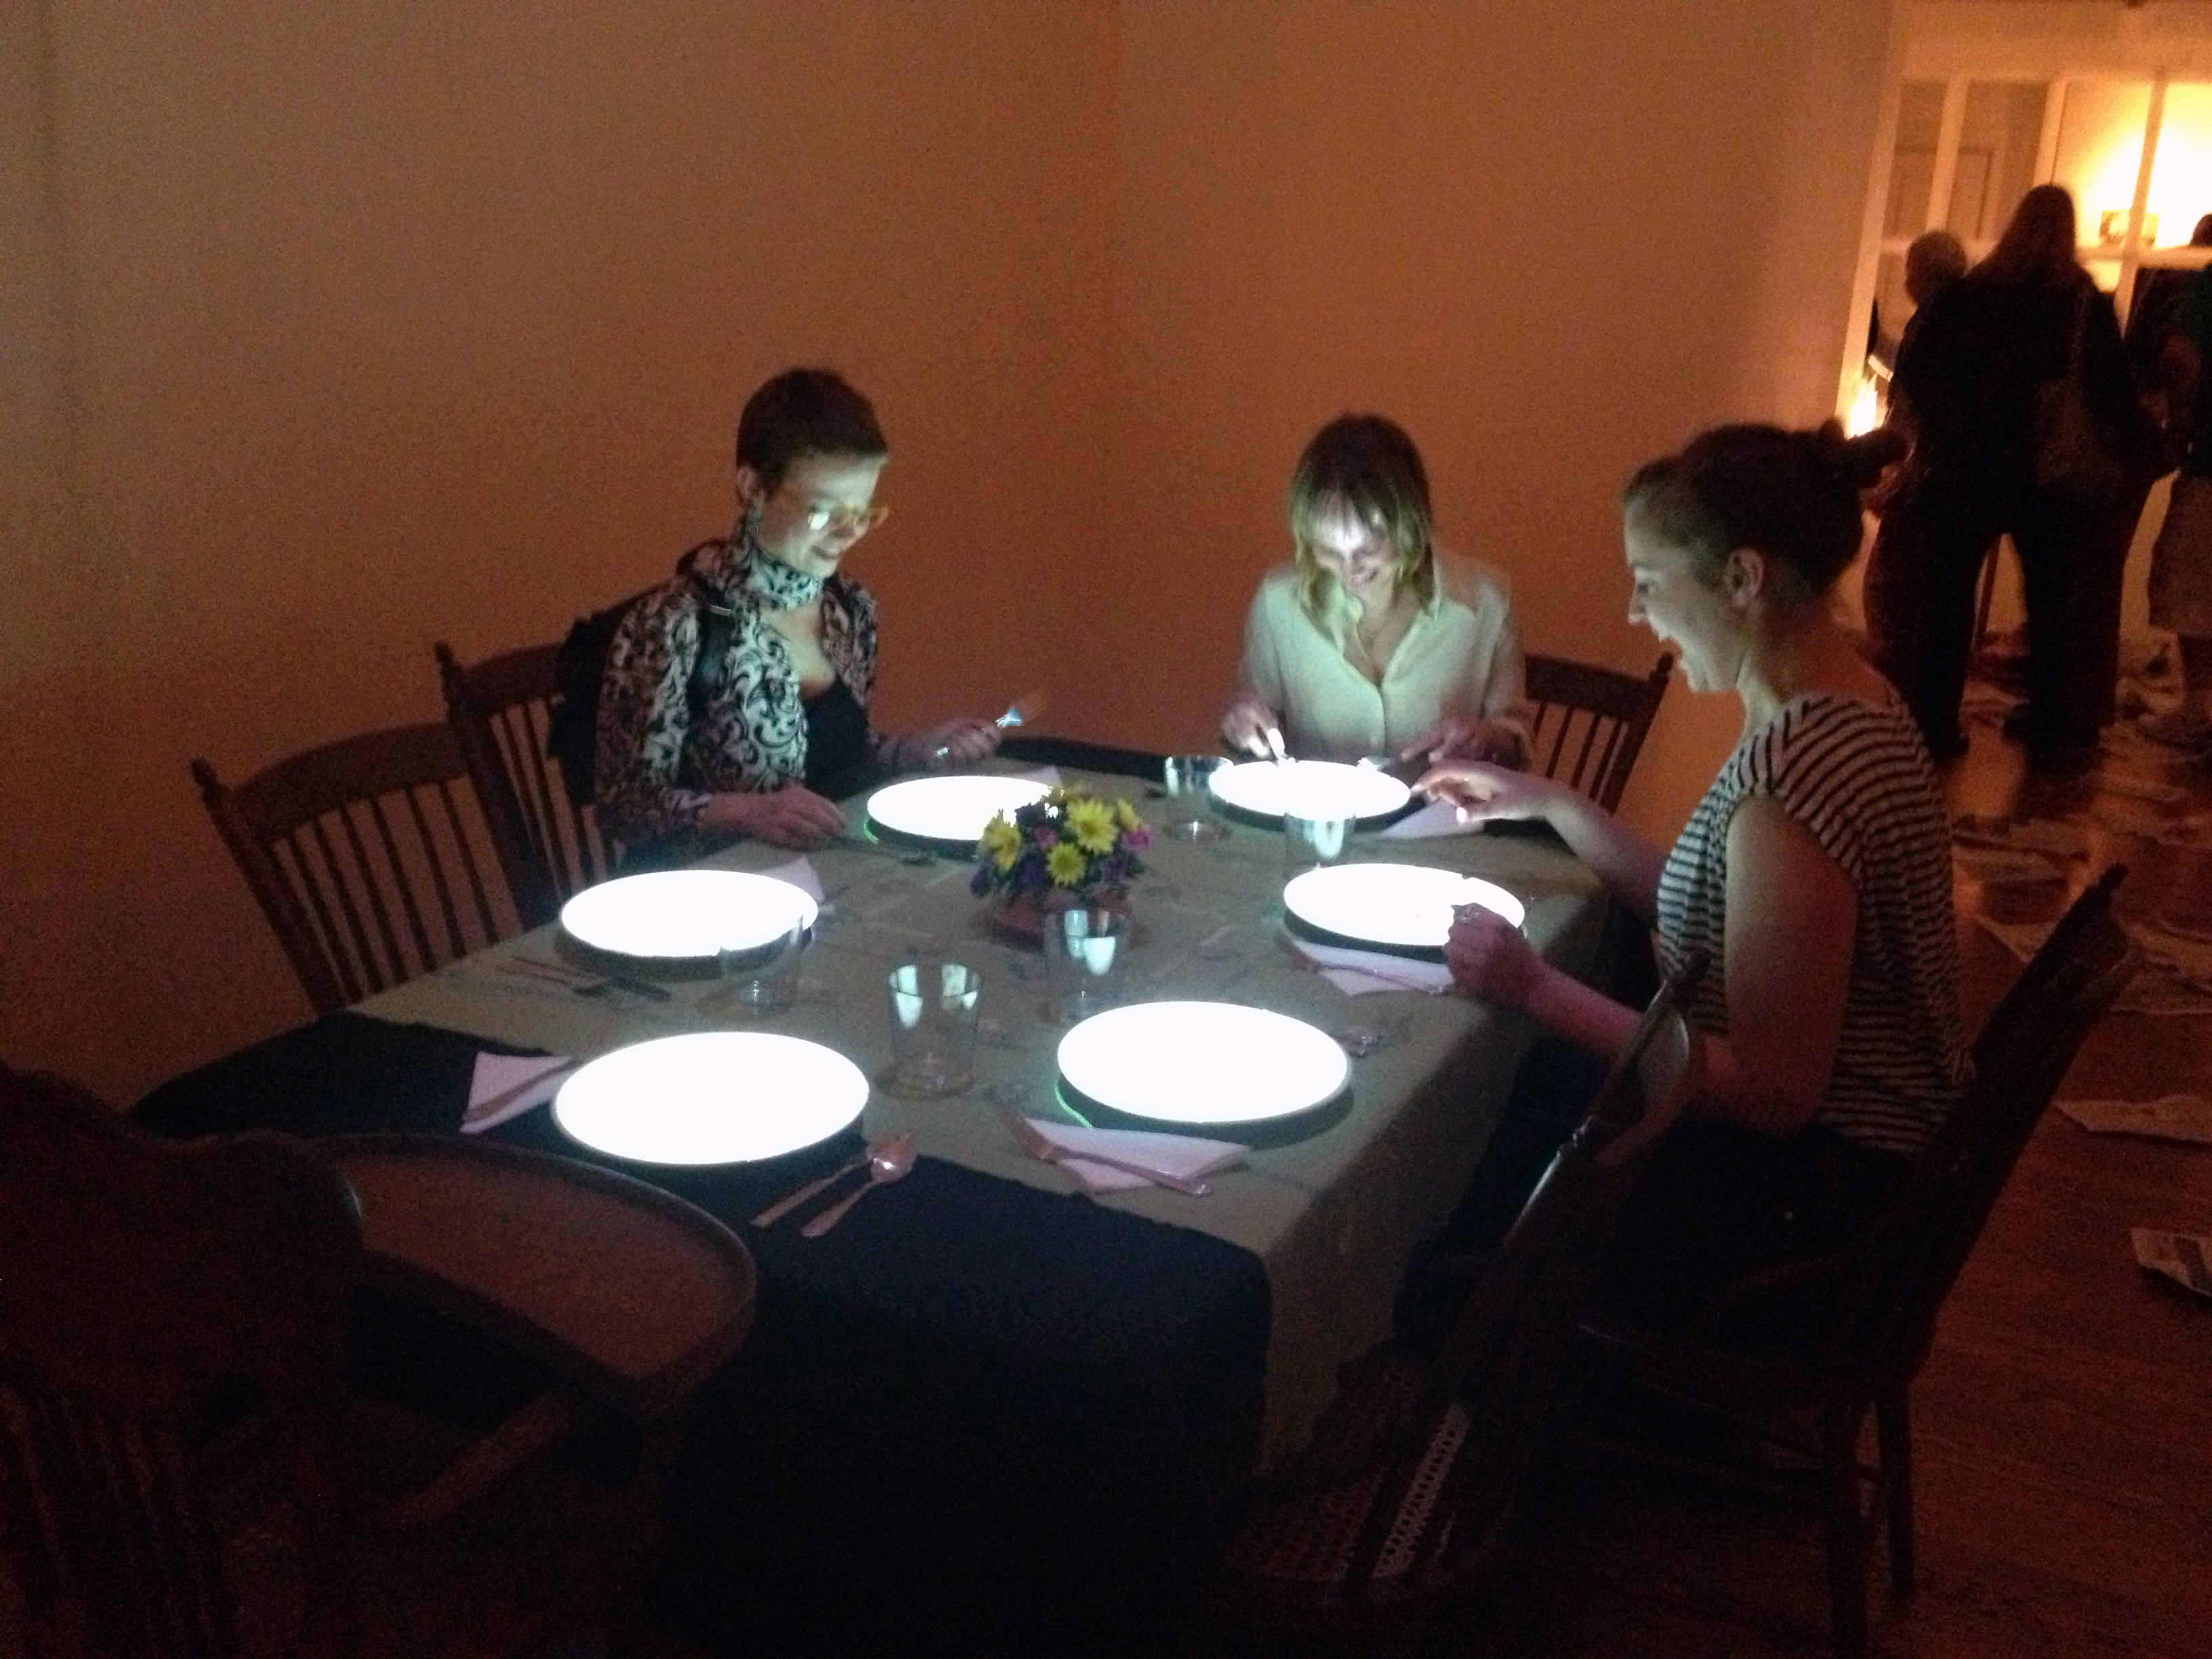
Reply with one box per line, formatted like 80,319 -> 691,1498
999,1109 -> 1214,1196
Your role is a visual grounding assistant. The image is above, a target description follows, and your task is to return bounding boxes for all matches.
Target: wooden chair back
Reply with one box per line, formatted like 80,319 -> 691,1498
435,640 -> 606,928
1525,651 -> 1673,811
1215,954 -> 1705,1630
193,723 -> 523,1015
1820,865 -> 2137,1376
0,1065 -> 362,1658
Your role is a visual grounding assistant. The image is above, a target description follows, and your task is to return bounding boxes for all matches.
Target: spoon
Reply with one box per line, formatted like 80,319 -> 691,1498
752,1137 -> 888,1228
800,1133 -> 917,1237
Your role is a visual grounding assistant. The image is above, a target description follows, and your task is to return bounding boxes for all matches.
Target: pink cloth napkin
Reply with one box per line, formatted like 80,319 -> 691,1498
1289,937 -> 1456,996
1021,1118 -> 1246,1194
462,1052 -> 573,1134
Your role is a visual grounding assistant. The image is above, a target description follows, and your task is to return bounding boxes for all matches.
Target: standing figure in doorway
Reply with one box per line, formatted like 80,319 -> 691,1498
2144,258 -> 2212,752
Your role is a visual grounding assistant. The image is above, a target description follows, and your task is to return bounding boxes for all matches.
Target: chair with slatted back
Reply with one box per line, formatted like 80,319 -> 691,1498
192,723 -> 521,1015
1524,651 -> 1674,811
0,1063 -> 756,1659
1574,866 -> 2139,1659
1208,953 -> 1706,1649
435,640 -> 607,929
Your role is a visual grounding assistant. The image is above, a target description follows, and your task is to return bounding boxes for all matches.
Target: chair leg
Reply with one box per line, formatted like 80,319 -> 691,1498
1821,1399 -> 1871,1659
1877,1388 -> 1916,1600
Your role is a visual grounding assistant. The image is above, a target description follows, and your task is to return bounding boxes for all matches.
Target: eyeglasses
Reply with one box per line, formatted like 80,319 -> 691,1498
782,493 -> 890,538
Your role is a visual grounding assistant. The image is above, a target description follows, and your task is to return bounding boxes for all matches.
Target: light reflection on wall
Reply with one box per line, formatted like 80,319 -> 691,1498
2053,79 -> 2152,249
2148,85 -> 2212,246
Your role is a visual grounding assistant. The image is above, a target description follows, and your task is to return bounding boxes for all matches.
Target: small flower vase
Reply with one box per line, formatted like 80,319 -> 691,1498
985,886 -> 1129,943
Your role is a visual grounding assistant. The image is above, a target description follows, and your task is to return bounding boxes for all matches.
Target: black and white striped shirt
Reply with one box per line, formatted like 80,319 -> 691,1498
1656,694 -> 1967,1156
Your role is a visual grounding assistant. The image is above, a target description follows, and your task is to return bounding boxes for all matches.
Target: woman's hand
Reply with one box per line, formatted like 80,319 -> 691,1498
1443,905 -> 1547,1008
712,785 -> 848,848
1221,692 -> 1284,760
906,718 -> 1002,769
1401,716 -> 1528,771
1414,760 -> 1570,825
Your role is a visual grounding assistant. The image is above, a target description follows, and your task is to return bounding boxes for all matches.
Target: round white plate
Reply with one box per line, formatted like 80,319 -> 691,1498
552,1032 -> 867,1165
866,775 -> 1050,848
1283,863 -> 1526,951
1209,760 -> 1410,824
1057,1001 -> 1351,1127
559,869 -> 818,962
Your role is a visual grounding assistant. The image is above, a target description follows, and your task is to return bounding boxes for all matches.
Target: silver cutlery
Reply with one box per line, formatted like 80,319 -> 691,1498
999,1109 -> 1212,1196
800,1135 -> 918,1237
752,1143 -> 879,1228
495,956 -> 673,1002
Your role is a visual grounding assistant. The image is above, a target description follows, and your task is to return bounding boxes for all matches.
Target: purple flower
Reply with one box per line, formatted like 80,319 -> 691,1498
1124,826 -> 1153,851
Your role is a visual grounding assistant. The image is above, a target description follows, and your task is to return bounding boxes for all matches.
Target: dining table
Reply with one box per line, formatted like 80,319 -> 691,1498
135,762 -> 1613,1654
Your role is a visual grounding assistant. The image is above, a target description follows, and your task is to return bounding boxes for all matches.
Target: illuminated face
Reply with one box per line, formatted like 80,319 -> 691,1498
1307,497 -> 1400,601
1624,511 -> 1741,695
742,451 -> 888,580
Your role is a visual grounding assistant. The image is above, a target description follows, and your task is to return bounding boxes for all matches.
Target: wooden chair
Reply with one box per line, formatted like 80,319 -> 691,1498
1208,954 -> 1706,1647
435,640 -> 607,928
0,1065 -> 755,1659
1525,651 -> 1674,811
1574,866 -> 2139,1659
193,723 -> 521,1015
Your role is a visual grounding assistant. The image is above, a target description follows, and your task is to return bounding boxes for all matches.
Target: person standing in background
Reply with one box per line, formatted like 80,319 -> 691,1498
2143,258 -> 2212,752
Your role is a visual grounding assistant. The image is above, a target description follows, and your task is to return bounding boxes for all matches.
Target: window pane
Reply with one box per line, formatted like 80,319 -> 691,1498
2053,79 -> 2153,252
1885,81 -> 1947,237
1952,81 -> 2047,243
2148,82 -> 2212,248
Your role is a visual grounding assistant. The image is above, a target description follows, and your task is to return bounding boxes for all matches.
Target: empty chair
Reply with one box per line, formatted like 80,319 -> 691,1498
435,640 -> 607,928
1208,954 -> 1705,1648
0,1063 -> 755,1659
1524,651 -> 1673,811
193,722 -> 520,1015
1574,866 -> 2138,1659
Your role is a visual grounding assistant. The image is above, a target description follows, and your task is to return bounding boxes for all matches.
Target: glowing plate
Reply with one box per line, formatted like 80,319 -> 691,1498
560,869 -> 817,964
553,1032 -> 867,1165
1057,1001 -> 1351,1127
1209,760 -> 1410,825
866,775 -> 1050,851
1283,863 -> 1526,958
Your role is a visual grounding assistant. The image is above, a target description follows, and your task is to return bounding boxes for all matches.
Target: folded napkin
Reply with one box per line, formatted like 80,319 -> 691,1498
759,855 -> 827,903
462,1052 -> 573,1134
1021,1118 -> 1247,1194
1379,799 -> 1478,840
2059,1094 -> 2212,1145
1016,765 -> 1062,787
1290,936 -> 1456,996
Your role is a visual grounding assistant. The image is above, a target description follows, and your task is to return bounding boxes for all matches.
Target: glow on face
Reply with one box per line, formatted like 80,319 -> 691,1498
752,451 -> 887,578
1057,1001 -> 1351,1125
554,1032 -> 867,1164
1308,498 -> 1397,597
1624,512 -> 1733,694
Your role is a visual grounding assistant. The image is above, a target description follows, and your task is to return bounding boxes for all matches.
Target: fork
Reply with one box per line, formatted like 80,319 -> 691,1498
998,1110 -> 1212,1196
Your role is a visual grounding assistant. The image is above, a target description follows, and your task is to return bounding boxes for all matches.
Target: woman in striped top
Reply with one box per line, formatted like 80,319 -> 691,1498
1423,422 -> 1967,1330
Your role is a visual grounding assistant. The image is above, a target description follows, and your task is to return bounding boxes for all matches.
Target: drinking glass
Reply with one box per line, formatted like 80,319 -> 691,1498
1162,754 -> 1229,842
707,916 -> 810,1017
1284,811 -> 1355,873
1042,905 -> 1129,1023
885,960 -> 983,1097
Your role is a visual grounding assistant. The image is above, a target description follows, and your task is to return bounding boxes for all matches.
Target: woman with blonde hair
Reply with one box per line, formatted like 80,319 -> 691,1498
1222,414 -> 1530,767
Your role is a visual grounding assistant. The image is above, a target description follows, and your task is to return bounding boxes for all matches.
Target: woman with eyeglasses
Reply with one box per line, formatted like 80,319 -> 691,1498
1221,413 -> 1532,768
596,368 -> 1000,861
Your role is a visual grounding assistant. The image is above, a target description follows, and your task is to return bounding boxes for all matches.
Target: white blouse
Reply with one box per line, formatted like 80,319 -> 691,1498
1233,552 -> 1532,761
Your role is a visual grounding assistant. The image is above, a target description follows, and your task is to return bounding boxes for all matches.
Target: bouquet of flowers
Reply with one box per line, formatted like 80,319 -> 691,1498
970,785 -> 1152,909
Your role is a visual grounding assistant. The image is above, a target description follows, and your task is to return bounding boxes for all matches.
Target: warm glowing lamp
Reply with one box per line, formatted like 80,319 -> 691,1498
553,1031 -> 867,1164
1056,1001 -> 1351,1126
559,869 -> 818,962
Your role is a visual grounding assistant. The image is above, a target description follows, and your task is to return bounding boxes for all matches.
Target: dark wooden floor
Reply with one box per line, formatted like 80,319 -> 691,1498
1472,703 -> 2212,1658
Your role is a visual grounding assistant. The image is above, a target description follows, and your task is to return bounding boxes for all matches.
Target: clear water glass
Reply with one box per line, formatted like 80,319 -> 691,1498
886,959 -> 983,1097
1162,754 -> 1229,842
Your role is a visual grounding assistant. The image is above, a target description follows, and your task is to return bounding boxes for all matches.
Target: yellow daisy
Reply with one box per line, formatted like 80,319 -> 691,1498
1066,798 -> 1118,855
979,814 -> 1021,872
1113,798 -> 1142,834
1046,842 -> 1089,886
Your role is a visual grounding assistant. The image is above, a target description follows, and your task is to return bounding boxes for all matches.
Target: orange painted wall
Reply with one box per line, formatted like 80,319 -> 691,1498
3,2 -> 1894,1101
